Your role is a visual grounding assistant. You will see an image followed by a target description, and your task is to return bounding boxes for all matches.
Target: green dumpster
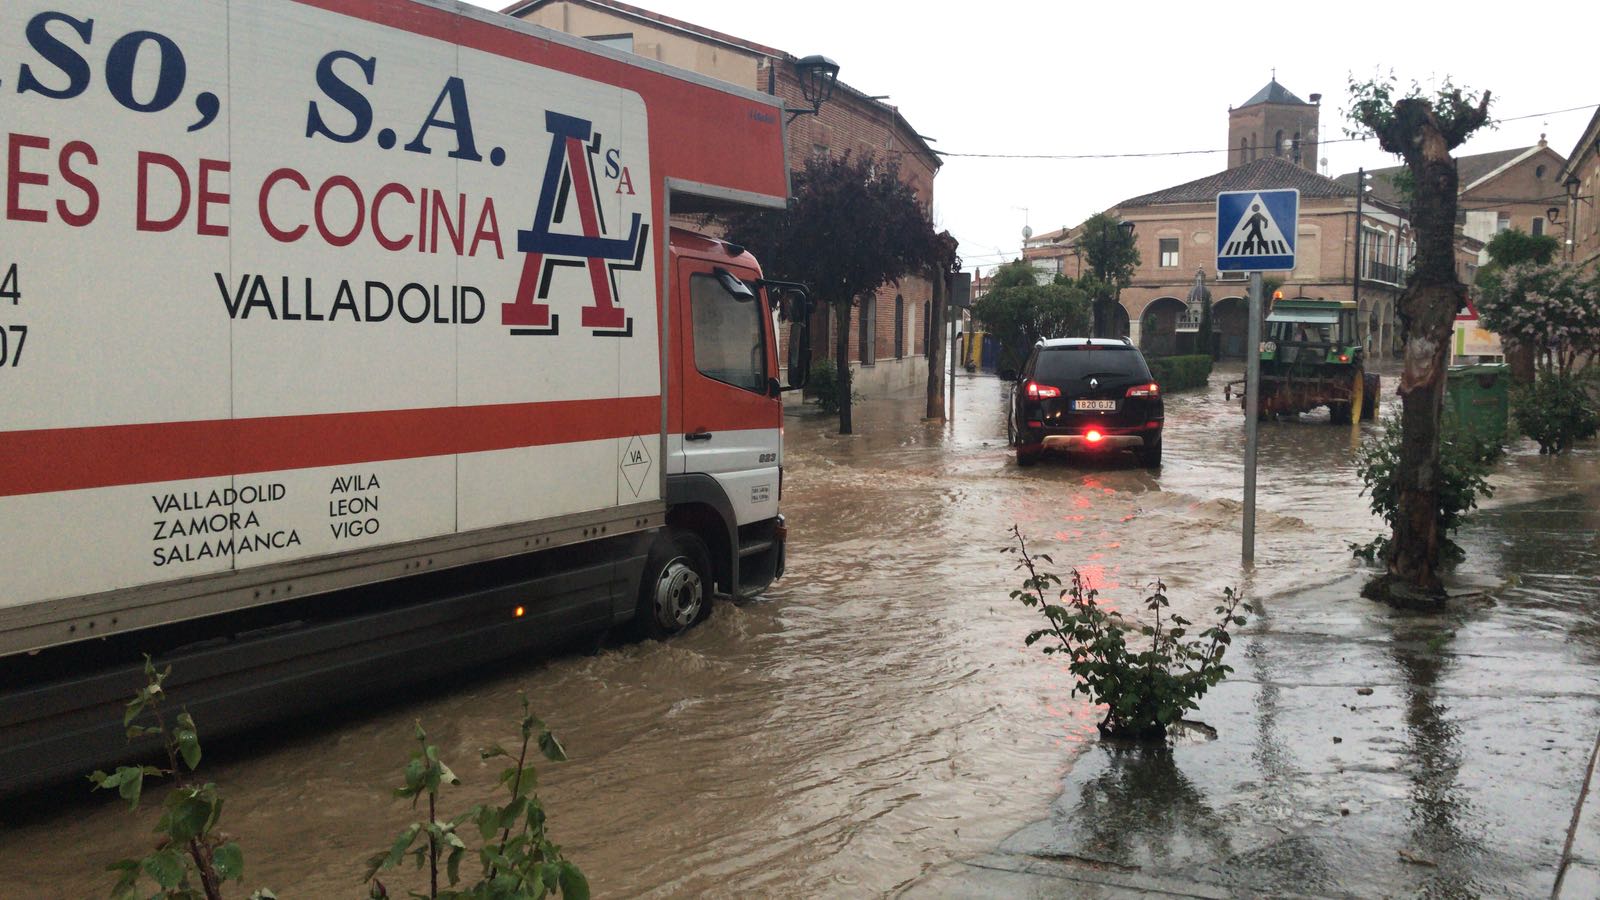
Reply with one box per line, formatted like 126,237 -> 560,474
1446,362 -> 1509,441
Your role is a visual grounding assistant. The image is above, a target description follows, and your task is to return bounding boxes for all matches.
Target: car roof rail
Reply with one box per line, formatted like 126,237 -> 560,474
1120,336 -> 1133,346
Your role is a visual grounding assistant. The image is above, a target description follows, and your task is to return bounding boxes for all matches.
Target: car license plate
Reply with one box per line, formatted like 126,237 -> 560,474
1074,400 -> 1117,411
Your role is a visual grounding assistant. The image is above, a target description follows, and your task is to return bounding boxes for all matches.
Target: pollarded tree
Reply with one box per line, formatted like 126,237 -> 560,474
718,154 -> 941,434
1347,74 -> 1492,606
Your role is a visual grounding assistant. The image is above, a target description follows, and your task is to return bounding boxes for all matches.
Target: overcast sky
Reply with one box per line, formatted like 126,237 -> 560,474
467,0 -> 1595,276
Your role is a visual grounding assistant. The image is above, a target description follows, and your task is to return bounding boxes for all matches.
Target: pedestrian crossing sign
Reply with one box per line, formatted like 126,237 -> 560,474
1216,189 -> 1298,271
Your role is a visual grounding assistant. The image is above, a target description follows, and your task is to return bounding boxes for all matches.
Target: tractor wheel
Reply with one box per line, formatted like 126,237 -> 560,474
1361,374 -> 1381,421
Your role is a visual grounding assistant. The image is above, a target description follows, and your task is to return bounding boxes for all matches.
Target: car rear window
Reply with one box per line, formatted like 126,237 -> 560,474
1033,348 -> 1152,382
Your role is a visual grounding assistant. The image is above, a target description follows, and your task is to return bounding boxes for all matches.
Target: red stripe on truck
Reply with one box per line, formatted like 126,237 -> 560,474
0,396 -> 660,498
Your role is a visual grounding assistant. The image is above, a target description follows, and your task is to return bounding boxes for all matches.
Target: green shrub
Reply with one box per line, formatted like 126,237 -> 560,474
806,358 -> 858,415
90,657 -> 272,900
366,694 -> 587,899
1146,354 -> 1212,392
1007,526 -> 1249,741
1513,374 -> 1599,454
1351,412 -> 1498,565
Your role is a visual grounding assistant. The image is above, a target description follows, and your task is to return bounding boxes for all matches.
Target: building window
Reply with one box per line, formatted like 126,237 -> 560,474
1536,164 -> 1547,180
812,143 -> 829,159
1274,130 -> 1285,157
894,295 -> 905,359
585,33 -> 634,52
1496,213 -> 1511,233
1532,216 -> 1545,237
1159,238 -> 1179,268
858,295 -> 875,366
1239,137 -> 1248,162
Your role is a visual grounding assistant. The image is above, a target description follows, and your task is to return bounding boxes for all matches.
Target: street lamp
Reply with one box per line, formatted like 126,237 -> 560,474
786,54 -> 840,123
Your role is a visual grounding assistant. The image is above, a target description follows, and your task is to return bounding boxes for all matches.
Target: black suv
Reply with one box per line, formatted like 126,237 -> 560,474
1004,338 -> 1164,467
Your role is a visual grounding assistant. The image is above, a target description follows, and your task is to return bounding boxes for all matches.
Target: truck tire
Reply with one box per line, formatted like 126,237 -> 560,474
1361,374 -> 1381,421
635,529 -> 712,640
1329,401 -> 1352,425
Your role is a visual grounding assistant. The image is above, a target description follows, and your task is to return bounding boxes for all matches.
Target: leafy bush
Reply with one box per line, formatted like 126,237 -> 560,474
367,694 -> 588,899
1514,374 -> 1599,454
90,657 -> 272,900
1351,412 -> 1498,564
970,261 -> 1091,371
806,358 -> 858,415
1006,526 -> 1250,741
1146,355 -> 1213,392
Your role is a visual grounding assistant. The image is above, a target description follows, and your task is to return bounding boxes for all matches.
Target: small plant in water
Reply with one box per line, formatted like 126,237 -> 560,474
90,656 -> 272,900
366,693 -> 588,900
1006,526 -> 1251,741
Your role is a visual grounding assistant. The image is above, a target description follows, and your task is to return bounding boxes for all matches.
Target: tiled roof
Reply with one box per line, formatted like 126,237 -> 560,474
1117,157 -> 1354,208
1238,80 -> 1309,108
1334,146 -> 1544,205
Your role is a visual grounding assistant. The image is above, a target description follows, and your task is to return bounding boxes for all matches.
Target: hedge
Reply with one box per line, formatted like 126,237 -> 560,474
1147,354 -> 1213,392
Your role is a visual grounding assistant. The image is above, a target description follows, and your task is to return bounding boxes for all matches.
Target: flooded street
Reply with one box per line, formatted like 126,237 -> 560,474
5,365 -> 1599,898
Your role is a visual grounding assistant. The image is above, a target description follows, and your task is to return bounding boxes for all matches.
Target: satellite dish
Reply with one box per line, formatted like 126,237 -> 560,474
1022,225 -> 1033,241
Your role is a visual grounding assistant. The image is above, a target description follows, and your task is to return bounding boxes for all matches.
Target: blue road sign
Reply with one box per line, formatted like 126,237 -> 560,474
1216,189 -> 1298,271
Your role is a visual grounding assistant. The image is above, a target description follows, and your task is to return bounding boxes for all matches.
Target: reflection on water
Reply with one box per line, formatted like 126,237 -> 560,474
1064,743 -> 1234,868
1,366 -> 1595,897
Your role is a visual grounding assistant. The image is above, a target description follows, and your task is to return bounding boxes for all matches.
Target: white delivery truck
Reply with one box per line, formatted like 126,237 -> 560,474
0,0 -> 810,793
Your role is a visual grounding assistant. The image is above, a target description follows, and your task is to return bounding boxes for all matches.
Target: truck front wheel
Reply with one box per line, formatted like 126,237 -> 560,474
636,529 -> 713,640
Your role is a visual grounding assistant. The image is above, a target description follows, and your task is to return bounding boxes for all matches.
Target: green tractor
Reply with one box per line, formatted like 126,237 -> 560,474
1225,298 -> 1380,423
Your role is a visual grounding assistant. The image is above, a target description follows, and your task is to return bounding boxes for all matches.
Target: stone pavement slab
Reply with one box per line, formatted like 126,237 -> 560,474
907,561 -> 1600,899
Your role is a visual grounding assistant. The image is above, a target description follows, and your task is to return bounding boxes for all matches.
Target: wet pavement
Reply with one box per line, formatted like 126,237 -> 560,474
2,364 -> 1599,898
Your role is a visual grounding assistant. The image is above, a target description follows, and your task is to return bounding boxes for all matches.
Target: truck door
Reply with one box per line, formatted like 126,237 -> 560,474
671,258 -> 782,528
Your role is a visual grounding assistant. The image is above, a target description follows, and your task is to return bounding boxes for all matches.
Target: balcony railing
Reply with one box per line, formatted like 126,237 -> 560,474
1176,308 -> 1203,333
1362,259 -> 1401,285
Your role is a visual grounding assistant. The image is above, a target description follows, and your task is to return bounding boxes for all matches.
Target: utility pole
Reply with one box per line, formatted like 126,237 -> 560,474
926,269 -> 946,420
949,300 -> 958,426
1352,167 -> 1364,314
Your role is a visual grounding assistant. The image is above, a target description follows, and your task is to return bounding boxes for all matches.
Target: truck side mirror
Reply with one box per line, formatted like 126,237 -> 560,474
786,317 -> 811,389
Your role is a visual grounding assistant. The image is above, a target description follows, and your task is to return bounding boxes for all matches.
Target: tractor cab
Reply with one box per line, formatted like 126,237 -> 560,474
1261,298 -> 1363,371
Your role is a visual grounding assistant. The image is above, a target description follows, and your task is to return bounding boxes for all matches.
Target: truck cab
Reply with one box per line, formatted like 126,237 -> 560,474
665,229 -> 800,606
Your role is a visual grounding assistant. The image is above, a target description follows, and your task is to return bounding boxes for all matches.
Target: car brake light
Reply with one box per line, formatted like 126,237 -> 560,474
1125,382 -> 1160,398
1085,429 -> 1104,443
1026,380 -> 1061,399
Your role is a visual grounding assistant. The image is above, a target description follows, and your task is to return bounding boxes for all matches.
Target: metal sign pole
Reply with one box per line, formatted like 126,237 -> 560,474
1243,271 -> 1262,567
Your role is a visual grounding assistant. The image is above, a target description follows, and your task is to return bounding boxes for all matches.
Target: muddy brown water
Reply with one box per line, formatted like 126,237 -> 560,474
2,364 -> 1596,897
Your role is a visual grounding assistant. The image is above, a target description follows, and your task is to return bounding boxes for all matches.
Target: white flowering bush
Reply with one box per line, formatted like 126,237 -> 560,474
1476,261 -> 1600,453
1477,261 -> 1600,378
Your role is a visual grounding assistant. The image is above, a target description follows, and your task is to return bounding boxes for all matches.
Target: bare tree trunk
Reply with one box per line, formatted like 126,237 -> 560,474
1503,338 -> 1536,384
834,300 -> 853,434
1368,137 -> 1463,605
926,272 -> 947,421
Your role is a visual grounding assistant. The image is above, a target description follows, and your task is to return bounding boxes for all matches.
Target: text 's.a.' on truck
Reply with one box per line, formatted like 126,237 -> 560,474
0,0 -> 812,795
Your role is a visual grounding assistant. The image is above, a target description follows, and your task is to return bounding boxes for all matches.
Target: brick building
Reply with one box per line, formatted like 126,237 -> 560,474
503,0 -> 943,395
1338,138 -> 1570,262
1031,79 -> 1481,360
1558,109 -> 1600,273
